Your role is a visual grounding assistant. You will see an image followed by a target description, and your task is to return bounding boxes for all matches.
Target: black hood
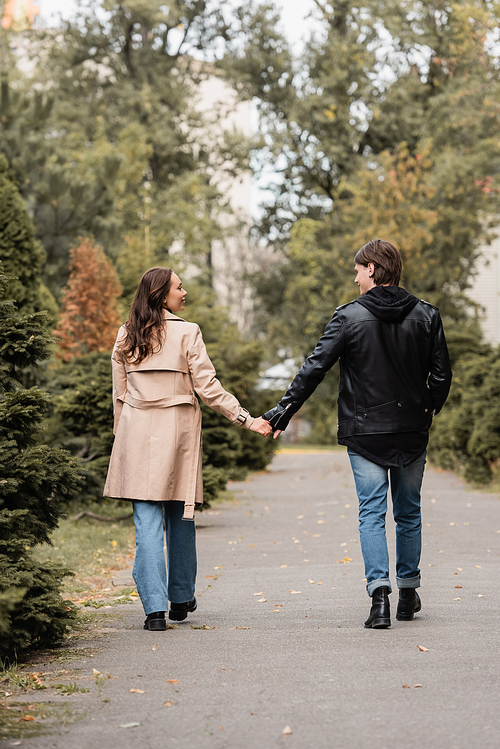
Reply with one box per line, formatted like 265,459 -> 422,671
356,285 -> 419,323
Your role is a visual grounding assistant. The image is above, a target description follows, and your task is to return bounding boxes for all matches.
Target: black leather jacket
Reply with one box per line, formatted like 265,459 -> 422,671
264,290 -> 452,438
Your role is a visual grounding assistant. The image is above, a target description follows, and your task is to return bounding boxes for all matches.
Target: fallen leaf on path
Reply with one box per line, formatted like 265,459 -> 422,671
289,590 -> 302,594
253,592 -> 263,596
449,522 -> 456,526
455,586 -> 462,589
206,575 -> 213,578
475,565 -> 481,568
92,669 -> 101,676
164,701 -> 173,707
417,645 -> 429,651
453,598 -> 462,601
152,644 -> 157,651
233,626 -> 250,629
282,725 -> 293,735
317,581 -> 322,585
191,624 -> 215,629
273,609 -> 281,612
167,679 -> 179,684
119,722 -> 141,728
130,688 -> 145,694
280,564 -> 289,568
317,520 -> 325,524
413,684 -> 423,688
457,567 -> 463,571
19,716 -> 35,722
402,684 -> 410,688
336,557 -> 352,564
258,597 -> 267,603
309,579 -> 315,584
478,594 -> 485,598
313,534 -> 321,537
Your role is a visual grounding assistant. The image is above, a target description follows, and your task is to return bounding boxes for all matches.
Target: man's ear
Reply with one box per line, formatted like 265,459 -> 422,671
368,262 -> 375,279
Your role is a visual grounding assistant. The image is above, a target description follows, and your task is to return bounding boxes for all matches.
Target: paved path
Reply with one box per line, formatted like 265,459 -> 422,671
4,451 -> 500,749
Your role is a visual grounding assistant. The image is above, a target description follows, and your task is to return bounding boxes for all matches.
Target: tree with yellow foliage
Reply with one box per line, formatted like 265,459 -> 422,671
54,239 -> 121,362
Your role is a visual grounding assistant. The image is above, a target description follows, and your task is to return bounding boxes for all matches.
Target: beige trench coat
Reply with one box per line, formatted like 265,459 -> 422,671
103,310 -> 255,519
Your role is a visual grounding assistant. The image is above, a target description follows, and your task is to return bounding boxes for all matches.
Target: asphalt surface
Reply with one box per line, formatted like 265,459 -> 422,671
4,449 -> 500,749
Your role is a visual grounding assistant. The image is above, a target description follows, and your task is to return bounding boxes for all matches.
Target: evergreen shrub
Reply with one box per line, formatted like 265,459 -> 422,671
0,268 -> 79,659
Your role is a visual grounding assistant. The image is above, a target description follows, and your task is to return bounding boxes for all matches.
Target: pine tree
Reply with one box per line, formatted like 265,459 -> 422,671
53,239 -> 122,362
0,154 -> 46,315
0,266 -> 79,658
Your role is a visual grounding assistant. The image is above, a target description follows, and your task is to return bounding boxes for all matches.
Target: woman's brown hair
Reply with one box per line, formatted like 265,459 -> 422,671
354,239 -> 402,286
122,267 -> 173,364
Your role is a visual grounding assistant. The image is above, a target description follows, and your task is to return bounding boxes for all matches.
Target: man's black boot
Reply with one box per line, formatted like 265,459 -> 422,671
364,586 -> 391,629
169,597 -> 197,621
144,611 -> 167,631
396,588 -> 421,621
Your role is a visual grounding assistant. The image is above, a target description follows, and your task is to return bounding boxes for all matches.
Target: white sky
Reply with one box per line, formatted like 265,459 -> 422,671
37,0 -> 318,47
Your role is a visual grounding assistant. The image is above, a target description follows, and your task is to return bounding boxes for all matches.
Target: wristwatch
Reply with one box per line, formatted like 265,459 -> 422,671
236,408 -> 250,425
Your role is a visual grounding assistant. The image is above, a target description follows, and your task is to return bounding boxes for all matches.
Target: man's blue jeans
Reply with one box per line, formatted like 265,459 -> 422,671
348,450 -> 426,596
132,500 -> 197,615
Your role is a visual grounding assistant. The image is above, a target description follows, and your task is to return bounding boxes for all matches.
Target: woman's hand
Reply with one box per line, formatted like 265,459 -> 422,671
250,417 -> 273,437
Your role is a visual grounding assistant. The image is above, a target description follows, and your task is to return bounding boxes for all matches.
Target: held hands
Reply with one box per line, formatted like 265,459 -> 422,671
249,417 -> 273,438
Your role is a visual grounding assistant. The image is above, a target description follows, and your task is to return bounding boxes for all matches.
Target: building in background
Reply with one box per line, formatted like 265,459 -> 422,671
468,232 -> 500,346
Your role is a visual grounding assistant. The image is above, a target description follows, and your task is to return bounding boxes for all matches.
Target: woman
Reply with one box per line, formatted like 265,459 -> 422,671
104,267 -> 272,631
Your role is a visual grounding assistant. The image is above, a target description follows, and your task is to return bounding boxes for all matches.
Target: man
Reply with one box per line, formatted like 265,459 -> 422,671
264,239 -> 452,629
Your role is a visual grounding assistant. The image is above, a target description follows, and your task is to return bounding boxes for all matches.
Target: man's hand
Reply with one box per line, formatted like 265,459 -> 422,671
249,417 -> 273,437
273,429 -> 282,440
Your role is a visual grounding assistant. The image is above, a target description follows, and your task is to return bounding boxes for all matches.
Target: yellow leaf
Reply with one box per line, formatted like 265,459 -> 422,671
282,725 -> 293,735
414,684 -> 423,688
289,590 -> 302,594
167,679 -> 179,684
417,645 -> 429,651
258,597 -> 267,603
253,592 -> 263,596
164,701 -> 173,707
280,564 -> 289,568
130,688 -> 145,694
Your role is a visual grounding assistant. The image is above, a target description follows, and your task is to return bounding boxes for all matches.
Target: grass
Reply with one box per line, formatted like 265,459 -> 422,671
32,499 -> 136,602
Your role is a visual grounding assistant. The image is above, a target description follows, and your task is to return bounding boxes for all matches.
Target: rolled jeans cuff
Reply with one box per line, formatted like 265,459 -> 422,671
396,575 -> 421,589
367,577 -> 392,597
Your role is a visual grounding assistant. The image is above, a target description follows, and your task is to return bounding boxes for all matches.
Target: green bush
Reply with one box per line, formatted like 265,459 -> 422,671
0,268 -> 79,659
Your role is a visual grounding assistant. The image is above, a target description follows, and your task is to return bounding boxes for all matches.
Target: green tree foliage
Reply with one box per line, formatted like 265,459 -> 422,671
222,1 -> 500,446
0,268 -> 79,658
0,154 -> 46,315
1,1 -> 253,297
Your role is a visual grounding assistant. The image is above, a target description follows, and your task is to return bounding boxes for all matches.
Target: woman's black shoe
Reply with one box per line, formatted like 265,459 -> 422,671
169,597 -> 197,621
364,586 -> 391,629
144,611 -> 167,631
396,588 -> 421,621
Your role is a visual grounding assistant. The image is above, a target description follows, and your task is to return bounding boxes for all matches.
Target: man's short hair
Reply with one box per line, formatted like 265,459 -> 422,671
354,239 -> 402,286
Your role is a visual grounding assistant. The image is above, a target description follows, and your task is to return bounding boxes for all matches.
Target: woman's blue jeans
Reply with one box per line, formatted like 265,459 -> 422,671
348,450 -> 426,597
132,500 -> 197,615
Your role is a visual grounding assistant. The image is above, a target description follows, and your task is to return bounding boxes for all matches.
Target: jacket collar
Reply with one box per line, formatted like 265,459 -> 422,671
163,309 -> 186,322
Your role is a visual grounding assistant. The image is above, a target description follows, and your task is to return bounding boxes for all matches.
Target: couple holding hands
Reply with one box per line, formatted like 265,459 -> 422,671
104,240 -> 451,631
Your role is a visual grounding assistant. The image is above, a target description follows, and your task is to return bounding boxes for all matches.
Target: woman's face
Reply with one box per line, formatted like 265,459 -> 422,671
164,273 -> 187,312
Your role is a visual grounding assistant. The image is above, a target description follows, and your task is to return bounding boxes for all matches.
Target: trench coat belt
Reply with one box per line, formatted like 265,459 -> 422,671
124,393 -> 197,409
